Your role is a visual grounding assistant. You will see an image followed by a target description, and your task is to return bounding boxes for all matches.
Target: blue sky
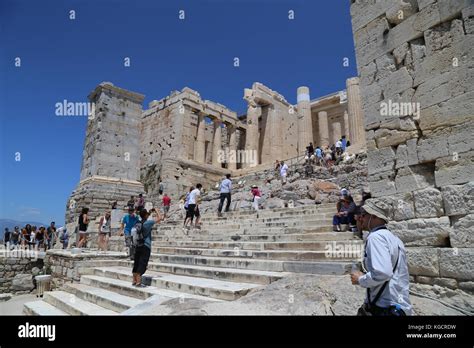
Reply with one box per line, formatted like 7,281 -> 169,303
0,0 -> 357,226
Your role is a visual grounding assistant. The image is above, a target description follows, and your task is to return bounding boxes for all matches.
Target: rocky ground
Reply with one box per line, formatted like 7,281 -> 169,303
127,273 -> 473,316
165,152 -> 368,220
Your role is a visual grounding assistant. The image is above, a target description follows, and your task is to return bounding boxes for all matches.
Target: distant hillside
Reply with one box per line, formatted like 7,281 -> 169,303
0,219 -> 47,240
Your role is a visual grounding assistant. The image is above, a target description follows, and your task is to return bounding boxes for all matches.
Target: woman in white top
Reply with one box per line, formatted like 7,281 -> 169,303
98,211 -> 111,252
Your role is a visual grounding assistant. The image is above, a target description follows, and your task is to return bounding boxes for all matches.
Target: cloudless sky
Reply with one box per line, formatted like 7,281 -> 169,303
0,0 -> 357,226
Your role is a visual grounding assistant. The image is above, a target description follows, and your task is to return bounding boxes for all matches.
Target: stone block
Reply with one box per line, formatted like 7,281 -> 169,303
435,150 -> 474,187
447,121 -> 474,155
433,277 -> 458,289
458,281 -> 474,293
389,217 -> 451,246
419,91 -> 474,131
416,275 -> 434,284
396,144 -> 409,169
381,67 -> 414,99
413,187 -> 444,218
450,214 -> 474,248
438,0 -> 472,22
406,247 -> 439,276
395,164 -> 435,194
367,147 -> 396,175
11,274 -> 34,291
417,132 -> 449,164
441,182 -> 474,216
374,128 -> 418,148
439,247 -> 474,280
386,0 -> 418,25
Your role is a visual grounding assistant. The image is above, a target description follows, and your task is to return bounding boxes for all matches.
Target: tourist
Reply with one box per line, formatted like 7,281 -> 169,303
158,181 -> 164,195
30,226 -> 37,246
3,228 -> 11,247
280,160 -> 289,184
127,196 -> 135,210
183,186 -> 194,227
315,146 -> 323,166
11,226 -> 20,246
351,199 -> 412,316
98,211 -> 112,252
111,201 -> 118,209
135,193 -> 145,212
341,135 -> 347,152
218,174 -> 232,215
20,228 -> 28,247
308,142 -> 314,157
324,147 -> 333,168
335,138 -> 342,155
36,226 -> 46,250
184,184 -> 202,230
121,207 -> 139,259
57,227 -> 69,249
46,221 -> 56,250
274,160 -> 281,174
162,193 -> 171,219
332,196 -> 356,232
77,208 -> 90,248
132,208 -> 162,287
251,185 -> 262,211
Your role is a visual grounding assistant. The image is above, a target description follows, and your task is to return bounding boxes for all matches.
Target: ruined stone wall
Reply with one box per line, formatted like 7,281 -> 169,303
350,0 -> 474,288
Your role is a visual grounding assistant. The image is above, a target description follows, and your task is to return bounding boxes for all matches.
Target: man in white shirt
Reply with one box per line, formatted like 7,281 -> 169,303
351,199 -> 412,316
184,184 -> 202,230
218,174 -> 232,215
280,161 -> 289,184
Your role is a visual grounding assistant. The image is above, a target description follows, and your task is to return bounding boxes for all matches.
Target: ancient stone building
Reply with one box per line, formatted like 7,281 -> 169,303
66,78 -> 366,223
350,0 -> 473,289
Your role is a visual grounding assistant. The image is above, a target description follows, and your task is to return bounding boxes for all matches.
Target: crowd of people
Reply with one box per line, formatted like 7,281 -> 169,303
2,168 -> 411,315
2,222 -> 69,251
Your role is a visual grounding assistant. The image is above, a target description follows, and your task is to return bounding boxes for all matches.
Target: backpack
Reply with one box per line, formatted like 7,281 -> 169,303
131,221 -> 145,247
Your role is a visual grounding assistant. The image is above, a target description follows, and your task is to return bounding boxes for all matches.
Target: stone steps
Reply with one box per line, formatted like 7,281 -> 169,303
63,282 -> 142,313
150,253 -> 355,274
155,231 -> 355,242
23,300 -> 70,316
91,266 -> 259,301
154,226 -> 337,239
153,240 -> 361,251
121,260 -> 286,285
81,273 -> 222,303
151,247 -> 358,261
43,291 -> 118,315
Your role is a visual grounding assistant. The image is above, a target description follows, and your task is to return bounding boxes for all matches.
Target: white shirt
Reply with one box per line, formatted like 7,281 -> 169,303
188,188 -> 201,205
358,226 -> 412,315
220,178 -> 232,193
336,140 -> 342,148
280,164 -> 288,176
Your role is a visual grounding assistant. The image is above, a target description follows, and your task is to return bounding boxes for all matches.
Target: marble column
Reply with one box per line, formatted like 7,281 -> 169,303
343,110 -> 350,139
244,103 -> 261,167
227,124 -> 237,170
318,111 -> 329,148
212,118 -> 222,167
346,77 -> 366,146
332,122 -> 342,145
297,86 -> 313,154
194,113 -> 206,163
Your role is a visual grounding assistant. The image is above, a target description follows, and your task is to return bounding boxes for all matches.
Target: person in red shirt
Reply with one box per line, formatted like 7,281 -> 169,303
162,193 -> 171,219
251,185 -> 262,211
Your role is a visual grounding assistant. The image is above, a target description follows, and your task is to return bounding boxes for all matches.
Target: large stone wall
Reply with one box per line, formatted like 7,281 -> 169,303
0,253 -> 44,294
350,0 -> 474,288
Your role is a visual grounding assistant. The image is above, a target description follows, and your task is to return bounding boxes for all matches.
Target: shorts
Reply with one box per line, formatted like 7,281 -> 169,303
186,204 -> 200,219
163,206 -> 170,213
132,245 -> 151,275
79,230 -> 88,235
